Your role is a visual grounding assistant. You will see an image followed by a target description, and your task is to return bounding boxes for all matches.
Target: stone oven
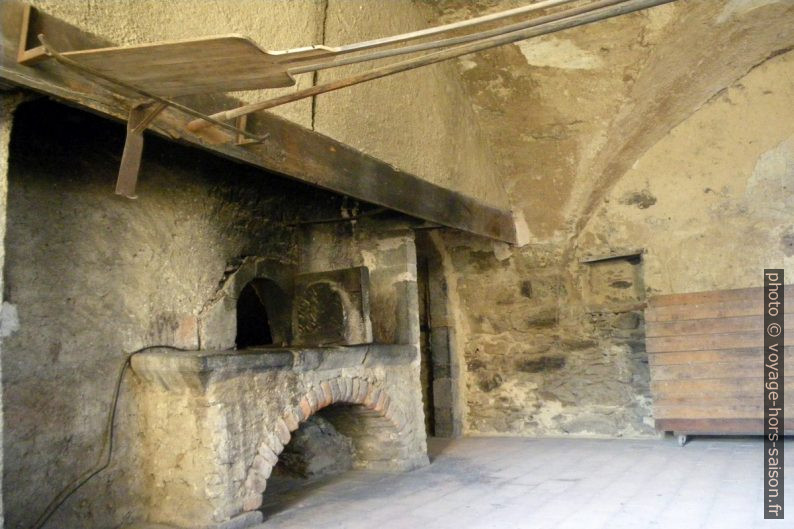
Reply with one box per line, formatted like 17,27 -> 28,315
2,98 -> 428,529
132,240 -> 428,528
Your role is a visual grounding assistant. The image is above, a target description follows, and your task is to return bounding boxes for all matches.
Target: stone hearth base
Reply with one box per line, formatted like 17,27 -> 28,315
130,345 -> 428,528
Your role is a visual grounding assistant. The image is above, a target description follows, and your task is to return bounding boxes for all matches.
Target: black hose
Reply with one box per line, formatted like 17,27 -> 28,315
29,345 -> 195,529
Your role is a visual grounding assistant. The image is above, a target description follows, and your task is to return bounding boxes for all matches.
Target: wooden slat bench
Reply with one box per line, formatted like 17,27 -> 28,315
646,285 -> 793,445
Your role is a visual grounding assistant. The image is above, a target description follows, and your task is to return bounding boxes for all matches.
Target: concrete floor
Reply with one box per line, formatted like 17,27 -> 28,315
254,436 -> 791,529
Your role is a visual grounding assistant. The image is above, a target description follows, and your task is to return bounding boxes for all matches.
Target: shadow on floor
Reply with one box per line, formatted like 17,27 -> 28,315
427,436 -> 456,463
260,437 -> 457,520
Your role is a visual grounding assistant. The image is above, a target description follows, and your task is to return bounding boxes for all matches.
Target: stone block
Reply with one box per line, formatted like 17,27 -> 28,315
320,381 -> 333,407
298,397 -> 312,420
433,407 -> 456,438
267,432 -> 284,457
356,380 -> 369,402
341,377 -> 353,401
283,409 -> 300,432
275,419 -> 291,445
510,306 -> 559,331
350,378 -> 361,402
317,348 -> 367,369
242,494 -> 263,513
244,471 -> 266,494
257,443 -> 278,467
430,326 -> 453,366
250,454 -> 269,477
515,355 -> 566,373
433,364 -> 451,379
330,378 -> 342,400
307,389 -> 321,412
520,280 -> 534,298
364,388 -> 381,407
432,378 -> 454,408
373,392 -> 388,413
394,281 -> 420,345
613,312 -> 641,330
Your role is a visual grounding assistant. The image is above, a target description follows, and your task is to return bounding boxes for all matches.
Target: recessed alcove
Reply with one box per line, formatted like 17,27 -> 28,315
260,399 -> 410,520
235,276 -> 295,349
236,281 -> 274,348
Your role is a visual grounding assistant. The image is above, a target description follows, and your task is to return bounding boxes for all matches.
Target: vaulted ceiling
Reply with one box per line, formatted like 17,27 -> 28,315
424,0 -> 794,242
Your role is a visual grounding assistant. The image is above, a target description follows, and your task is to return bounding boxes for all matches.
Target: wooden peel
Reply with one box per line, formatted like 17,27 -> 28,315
20,0 -> 580,97
187,0 -> 674,132
30,35 -> 313,96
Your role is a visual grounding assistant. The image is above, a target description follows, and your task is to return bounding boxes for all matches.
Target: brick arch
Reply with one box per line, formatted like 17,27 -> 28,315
241,377 -> 410,511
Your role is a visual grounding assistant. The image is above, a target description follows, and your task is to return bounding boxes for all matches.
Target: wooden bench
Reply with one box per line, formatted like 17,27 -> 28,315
646,285 -> 792,445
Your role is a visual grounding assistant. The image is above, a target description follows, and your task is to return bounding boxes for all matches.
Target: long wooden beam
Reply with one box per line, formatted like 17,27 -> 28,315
0,2 -> 517,244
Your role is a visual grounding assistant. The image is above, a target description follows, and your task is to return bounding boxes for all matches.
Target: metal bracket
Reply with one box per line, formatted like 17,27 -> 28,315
16,5 -> 48,66
116,101 -> 167,198
234,115 -> 266,146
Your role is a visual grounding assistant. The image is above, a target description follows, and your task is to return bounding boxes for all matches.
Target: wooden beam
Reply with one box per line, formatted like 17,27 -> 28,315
0,2 -> 517,244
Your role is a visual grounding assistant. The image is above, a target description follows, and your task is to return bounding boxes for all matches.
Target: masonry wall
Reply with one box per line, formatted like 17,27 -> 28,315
577,50 -> 794,292
0,99 -> 350,529
446,48 -> 794,438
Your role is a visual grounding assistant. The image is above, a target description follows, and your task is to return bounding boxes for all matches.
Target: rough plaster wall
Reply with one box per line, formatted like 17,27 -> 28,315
2,99 -> 343,529
25,0 -> 507,210
315,0 -> 507,209
578,49 -> 794,292
430,0 -> 794,241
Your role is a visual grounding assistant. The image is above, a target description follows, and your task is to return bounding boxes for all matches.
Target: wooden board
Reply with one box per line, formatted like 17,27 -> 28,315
654,403 -> 790,420
651,378 -> 794,399
647,331 -> 792,353
59,36 -> 339,97
61,36 -> 297,96
648,346 -> 794,366
0,1 -> 518,244
647,285 -> 790,435
647,285 -> 794,308
650,361 -> 791,381
646,298 -> 765,322
646,314 -> 794,338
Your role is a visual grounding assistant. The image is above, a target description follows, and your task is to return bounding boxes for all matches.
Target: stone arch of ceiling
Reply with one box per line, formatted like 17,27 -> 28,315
425,0 -> 794,244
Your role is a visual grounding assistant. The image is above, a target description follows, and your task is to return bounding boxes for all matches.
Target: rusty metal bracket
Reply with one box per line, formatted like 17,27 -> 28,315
116,101 -> 167,198
16,4 -> 48,65
234,115 -> 266,146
